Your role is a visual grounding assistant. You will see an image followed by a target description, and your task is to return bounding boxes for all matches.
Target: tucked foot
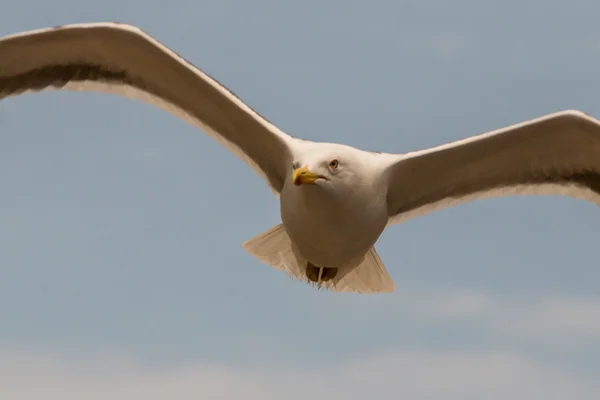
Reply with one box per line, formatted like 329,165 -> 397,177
320,267 -> 338,282
306,263 -> 320,282
306,263 -> 338,283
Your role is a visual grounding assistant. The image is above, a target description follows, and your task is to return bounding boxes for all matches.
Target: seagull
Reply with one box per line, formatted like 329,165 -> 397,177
1,23 -> 599,294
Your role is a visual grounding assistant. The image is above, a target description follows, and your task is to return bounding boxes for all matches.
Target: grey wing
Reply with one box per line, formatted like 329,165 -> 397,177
384,110 -> 600,225
0,22 -> 294,194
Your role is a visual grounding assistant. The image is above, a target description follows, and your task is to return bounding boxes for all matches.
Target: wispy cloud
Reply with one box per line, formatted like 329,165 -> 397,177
319,287 -> 600,348
414,290 -> 600,344
2,345 -> 598,400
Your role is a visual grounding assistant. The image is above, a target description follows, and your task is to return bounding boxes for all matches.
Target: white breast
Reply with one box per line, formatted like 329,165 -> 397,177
279,180 -> 388,268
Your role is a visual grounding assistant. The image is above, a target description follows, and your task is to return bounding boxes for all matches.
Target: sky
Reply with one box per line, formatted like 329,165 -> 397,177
0,0 -> 599,398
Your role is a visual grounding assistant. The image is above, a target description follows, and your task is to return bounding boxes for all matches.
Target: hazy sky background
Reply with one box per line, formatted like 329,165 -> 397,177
1,1 -> 599,398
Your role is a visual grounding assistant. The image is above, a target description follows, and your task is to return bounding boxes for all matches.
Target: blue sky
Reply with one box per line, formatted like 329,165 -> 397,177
1,0 -> 599,398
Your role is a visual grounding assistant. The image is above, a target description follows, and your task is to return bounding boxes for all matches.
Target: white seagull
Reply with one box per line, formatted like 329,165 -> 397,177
1,23 -> 599,294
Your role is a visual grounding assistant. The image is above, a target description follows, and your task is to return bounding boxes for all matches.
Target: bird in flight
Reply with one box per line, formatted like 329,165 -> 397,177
1,23 -> 599,293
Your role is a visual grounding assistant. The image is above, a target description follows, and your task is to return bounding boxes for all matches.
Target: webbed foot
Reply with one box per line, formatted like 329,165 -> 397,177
306,263 -> 338,283
320,267 -> 338,281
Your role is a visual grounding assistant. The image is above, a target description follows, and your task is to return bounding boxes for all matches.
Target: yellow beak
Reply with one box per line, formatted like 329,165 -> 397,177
293,166 -> 321,186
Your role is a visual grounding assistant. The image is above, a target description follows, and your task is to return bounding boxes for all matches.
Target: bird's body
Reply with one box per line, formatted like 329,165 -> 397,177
280,143 -> 389,268
1,22 -> 600,293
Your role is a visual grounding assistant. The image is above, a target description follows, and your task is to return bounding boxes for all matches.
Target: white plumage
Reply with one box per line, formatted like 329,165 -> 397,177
1,23 -> 599,294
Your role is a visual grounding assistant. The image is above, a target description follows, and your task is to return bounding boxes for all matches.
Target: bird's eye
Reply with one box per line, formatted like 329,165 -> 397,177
329,159 -> 339,169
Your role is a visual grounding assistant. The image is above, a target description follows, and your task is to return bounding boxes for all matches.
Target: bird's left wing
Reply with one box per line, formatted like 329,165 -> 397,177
0,22 -> 295,194
383,110 -> 600,226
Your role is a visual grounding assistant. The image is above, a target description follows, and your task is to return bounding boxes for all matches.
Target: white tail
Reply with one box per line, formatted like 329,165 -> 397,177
242,224 -> 396,293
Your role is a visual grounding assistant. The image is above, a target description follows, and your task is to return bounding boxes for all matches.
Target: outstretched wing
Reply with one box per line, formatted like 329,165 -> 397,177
0,22 -> 295,193
384,110 -> 600,225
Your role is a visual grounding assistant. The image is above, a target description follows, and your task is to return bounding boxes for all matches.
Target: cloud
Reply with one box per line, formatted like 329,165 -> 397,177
496,297 -> 600,348
415,290 -> 600,346
531,298 -> 600,335
5,290 -> 591,400
0,351 -> 270,400
1,346 -> 598,400
317,287 -> 600,354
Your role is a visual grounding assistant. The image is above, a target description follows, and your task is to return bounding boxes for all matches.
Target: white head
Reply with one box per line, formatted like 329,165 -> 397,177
289,143 -> 374,196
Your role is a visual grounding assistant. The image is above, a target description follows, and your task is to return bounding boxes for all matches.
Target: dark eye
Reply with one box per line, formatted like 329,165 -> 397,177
329,159 -> 339,169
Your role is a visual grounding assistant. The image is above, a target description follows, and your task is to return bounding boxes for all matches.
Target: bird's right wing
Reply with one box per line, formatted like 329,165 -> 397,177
0,22 -> 295,194
383,110 -> 600,226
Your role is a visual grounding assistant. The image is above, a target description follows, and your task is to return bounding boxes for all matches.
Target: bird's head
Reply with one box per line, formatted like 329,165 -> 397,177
290,144 -> 370,194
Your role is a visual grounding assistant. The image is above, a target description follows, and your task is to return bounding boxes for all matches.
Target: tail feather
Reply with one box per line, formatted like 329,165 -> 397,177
242,224 -> 396,294
333,247 -> 396,293
242,223 -> 306,280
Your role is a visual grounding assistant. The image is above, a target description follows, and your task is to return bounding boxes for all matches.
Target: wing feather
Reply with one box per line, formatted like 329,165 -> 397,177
0,22 -> 294,193
385,110 -> 600,225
